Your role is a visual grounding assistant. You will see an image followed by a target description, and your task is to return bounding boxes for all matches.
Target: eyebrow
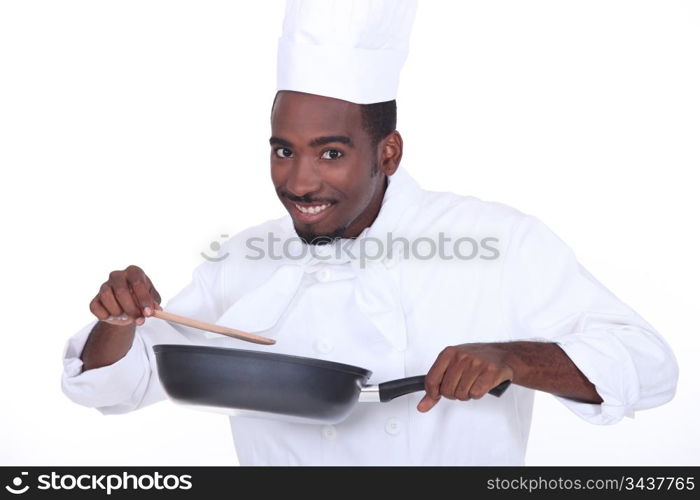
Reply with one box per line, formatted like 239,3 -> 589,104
269,135 -> 355,149
269,136 -> 293,148
309,135 -> 354,148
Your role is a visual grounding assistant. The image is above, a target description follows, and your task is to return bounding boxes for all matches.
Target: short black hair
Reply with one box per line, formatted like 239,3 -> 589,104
271,92 -> 397,148
359,99 -> 397,148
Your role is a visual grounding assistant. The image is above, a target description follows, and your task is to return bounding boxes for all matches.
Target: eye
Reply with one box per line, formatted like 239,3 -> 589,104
274,147 -> 294,158
321,149 -> 344,160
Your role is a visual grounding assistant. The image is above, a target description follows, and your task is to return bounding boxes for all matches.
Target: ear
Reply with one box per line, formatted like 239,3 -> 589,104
377,130 -> 403,176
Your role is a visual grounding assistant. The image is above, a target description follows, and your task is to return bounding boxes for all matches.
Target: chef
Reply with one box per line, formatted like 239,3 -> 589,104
62,0 -> 678,465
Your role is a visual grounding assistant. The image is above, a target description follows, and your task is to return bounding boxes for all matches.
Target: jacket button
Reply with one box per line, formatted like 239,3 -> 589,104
322,425 -> 337,440
385,417 -> 401,436
314,338 -> 333,354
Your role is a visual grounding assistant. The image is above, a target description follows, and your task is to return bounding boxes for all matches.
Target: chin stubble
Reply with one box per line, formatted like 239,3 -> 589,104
294,224 -> 348,245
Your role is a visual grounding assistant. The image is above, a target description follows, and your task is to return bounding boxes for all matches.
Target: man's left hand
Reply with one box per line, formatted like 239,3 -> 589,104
417,343 -> 514,412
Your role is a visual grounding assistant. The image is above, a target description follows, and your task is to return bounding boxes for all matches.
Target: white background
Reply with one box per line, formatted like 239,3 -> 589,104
1,0 -> 698,465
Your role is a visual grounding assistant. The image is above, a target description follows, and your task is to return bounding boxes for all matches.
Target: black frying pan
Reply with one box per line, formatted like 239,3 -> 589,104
153,344 -> 511,424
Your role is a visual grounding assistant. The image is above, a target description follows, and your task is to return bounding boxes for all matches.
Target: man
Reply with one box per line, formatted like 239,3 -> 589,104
62,0 -> 678,465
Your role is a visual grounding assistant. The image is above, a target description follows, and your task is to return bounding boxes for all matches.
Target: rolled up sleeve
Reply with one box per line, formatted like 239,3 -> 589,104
61,320 -> 153,414
502,215 -> 679,424
61,258 -> 228,415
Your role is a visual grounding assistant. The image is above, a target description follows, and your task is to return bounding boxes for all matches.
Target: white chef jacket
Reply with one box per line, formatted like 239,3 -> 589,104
61,168 -> 678,465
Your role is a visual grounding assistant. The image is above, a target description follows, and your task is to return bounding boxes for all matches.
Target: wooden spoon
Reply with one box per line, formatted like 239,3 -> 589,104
152,309 -> 275,345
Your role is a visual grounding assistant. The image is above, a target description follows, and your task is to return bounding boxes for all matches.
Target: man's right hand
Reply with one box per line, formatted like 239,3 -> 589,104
89,265 -> 162,326
81,265 -> 162,371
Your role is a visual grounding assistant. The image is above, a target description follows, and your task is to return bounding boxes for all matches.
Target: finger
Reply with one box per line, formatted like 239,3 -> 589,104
470,367 -> 508,400
110,273 -> 142,319
113,285 -> 141,319
130,279 -> 155,316
424,347 -> 457,400
440,360 -> 475,400
417,394 -> 441,413
149,285 -> 162,306
99,284 -> 123,317
126,266 -> 156,313
141,272 -> 161,305
89,297 -> 110,321
454,365 -> 483,401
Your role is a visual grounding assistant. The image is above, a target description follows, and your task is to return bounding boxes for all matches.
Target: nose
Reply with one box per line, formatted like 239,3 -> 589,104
284,158 -> 322,198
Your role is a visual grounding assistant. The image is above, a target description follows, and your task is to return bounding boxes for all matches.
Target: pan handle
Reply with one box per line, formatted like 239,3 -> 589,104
378,376 -> 512,402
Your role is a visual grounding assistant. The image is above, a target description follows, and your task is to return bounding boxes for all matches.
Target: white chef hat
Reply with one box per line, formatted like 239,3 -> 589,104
276,0 -> 418,105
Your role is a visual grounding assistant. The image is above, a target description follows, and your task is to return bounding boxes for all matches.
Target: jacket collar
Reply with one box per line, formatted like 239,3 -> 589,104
210,168 -> 423,352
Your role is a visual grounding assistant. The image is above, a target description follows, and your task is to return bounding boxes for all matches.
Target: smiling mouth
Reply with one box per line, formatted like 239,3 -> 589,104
294,202 -> 331,214
290,201 -> 335,223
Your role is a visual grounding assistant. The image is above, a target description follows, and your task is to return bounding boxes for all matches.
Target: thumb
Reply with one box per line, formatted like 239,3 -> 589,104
417,394 -> 440,413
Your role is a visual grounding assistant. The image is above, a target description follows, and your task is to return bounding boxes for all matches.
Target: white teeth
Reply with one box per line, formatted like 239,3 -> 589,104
295,203 -> 330,215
